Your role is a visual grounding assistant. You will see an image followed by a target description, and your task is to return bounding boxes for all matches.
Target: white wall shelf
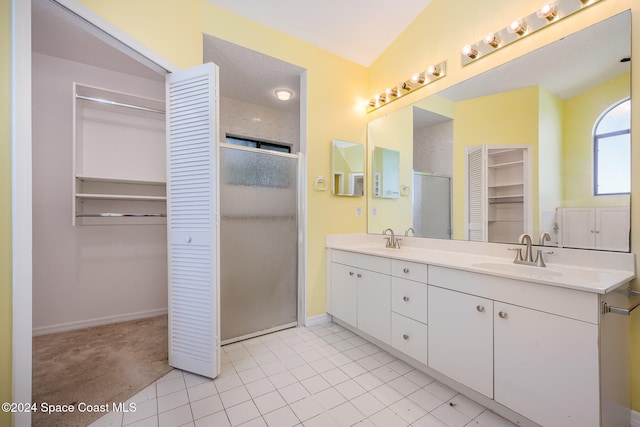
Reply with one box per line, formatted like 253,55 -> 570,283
466,144 -> 531,243
72,83 -> 166,225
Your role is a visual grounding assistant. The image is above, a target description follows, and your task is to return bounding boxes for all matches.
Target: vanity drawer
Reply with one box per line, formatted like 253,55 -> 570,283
391,259 -> 428,283
392,277 -> 428,323
331,250 -> 391,275
391,312 -> 427,364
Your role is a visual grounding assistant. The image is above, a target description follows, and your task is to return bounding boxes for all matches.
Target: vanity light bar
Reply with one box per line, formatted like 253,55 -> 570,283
367,60 -> 447,112
461,0 -> 602,66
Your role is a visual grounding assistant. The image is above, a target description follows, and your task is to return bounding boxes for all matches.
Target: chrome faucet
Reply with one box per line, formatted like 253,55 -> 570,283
517,233 -> 534,263
511,233 -> 551,267
539,232 -> 551,245
405,227 -> 415,237
535,232 -> 553,267
382,228 -> 401,249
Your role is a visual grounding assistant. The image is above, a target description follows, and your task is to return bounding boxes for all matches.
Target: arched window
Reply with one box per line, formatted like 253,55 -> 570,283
594,98 -> 630,195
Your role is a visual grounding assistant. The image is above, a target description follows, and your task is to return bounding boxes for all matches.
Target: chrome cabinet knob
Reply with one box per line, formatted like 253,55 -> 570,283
498,311 -> 508,319
357,273 -> 362,278
403,296 -> 410,302
476,305 -> 485,312
185,235 -> 192,243
403,334 -> 409,340
403,268 -> 410,274
349,271 -> 354,276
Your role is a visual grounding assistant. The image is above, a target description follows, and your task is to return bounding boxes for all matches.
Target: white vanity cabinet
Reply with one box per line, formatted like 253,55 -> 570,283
428,266 -> 608,427
329,250 -> 391,344
390,260 -> 428,363
559,206 -> 630,252
427,286 -> 493,398
326,237 -> 632,427
493,301 -> 599,427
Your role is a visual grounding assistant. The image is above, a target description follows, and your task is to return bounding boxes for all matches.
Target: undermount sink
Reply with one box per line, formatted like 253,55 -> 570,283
471,262 -> 562,279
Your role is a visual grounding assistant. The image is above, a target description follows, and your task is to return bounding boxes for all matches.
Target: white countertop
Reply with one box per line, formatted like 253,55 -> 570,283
326,234 -> 636,294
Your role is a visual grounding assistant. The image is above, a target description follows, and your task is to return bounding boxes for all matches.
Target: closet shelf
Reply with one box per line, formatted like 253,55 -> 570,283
76,193 -> 167,201
76,175 -> 166,185
489,197 -> 524,204
488,160 -> 524,169
488,182 -> 524,189
76,213 -> 166,218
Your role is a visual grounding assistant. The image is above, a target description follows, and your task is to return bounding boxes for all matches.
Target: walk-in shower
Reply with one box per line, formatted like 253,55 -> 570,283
219,144 -> 301,343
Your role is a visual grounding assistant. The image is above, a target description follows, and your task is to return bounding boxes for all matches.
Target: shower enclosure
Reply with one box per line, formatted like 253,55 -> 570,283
413,172 -> 452,239
220,144 -> 301,343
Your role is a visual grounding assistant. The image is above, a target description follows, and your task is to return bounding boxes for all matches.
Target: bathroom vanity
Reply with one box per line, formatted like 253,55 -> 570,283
326,234 -> 635,427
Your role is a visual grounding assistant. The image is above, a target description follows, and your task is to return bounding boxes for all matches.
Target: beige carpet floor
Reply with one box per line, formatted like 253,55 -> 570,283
32,315 -> 171,427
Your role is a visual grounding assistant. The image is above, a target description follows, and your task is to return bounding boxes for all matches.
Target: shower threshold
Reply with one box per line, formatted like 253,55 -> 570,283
221,321 -> 298,346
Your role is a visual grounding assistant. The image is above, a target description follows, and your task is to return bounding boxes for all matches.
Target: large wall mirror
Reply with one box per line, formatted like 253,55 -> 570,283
367,11 -> 631,252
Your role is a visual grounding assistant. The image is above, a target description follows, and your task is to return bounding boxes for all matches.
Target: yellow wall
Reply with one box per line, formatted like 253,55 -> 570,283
1,0 -> 12,425
538,87 -> 563,238
452,86 -> 540,240
79,0 -> 202,69
562,72 -> 631,207
367,107 -> 413,232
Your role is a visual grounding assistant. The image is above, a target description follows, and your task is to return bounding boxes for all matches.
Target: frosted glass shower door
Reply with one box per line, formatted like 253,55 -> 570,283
220,145 -> 299,342
413,172 -> 452,239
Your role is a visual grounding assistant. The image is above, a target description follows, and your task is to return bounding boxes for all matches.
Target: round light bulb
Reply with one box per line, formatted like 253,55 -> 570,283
537,3 -> 557,21
275,89 -> 293,101
484,33 -> 500,48
462,45 -> 478,59
508,19 -> 528,36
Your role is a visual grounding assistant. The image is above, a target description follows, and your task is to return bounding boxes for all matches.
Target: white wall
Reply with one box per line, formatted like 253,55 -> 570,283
32,53 -> 167,334
220,96 -> 300,152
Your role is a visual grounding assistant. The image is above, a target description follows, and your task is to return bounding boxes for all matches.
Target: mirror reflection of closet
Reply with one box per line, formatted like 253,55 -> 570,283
331,139 -> 364,196
373,147 -> 400,199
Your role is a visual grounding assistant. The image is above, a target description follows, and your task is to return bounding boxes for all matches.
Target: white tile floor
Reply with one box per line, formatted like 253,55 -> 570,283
89,322 -> 515,427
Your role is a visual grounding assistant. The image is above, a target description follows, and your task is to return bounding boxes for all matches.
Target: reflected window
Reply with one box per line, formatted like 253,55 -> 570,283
226,135 -> 291,153
594,99 -> 630,195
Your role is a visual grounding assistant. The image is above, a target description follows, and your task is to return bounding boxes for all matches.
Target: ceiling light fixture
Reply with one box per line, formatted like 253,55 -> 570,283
275,89 -> 293,101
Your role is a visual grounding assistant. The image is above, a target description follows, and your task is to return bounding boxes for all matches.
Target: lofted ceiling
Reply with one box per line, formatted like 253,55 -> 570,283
204,0 -> 433,67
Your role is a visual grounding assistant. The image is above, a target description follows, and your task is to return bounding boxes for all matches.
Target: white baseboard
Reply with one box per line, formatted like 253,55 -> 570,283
32,308 -> 168,336
304,313 -> 332,327
632,409 -> 640,427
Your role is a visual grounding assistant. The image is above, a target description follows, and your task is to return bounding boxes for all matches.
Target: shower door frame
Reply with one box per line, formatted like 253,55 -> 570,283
219,143 -> 305,344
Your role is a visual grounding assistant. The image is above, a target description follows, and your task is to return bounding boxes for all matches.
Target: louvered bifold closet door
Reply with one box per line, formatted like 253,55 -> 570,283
466,145 -> 487,242
166,62 -> 220,379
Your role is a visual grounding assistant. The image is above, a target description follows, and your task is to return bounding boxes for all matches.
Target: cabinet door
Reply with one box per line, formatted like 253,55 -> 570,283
596,207 -> 630,251
427,286 -> 493,398
357,270 -> 391,344
331,263 -> 358,327
561,208 -> 595,249
494,302 -> 599,427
